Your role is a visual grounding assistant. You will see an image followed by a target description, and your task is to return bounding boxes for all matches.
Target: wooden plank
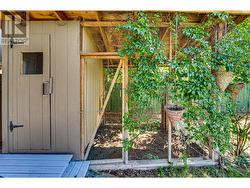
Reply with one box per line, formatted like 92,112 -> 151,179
0,154 -> 73,160
76,161 -> 90,177
1,45 -> 9,153
95,12 -> 112,52
44,21 -> 57,152
62,162 -> 76,177
80,59 -> 85,158
64,162 -> 82,177
62,161 -> 90,177
81,52 -> 119,56
0,166 -> 64,173
80,52 -> 120,60
67,21 -> 81,159
54,11 -> 68,21
167,29 -> 173,163
81,21 -> 126,27
29,36 -> 43,150
81,55 -> 120,60
16,54 -> 30,150
83,60 -> 122,160
122,57 -> 129,164
94,12 -> 115,66
41,32 -> 51,150
82,27 -> 105,154
81,21 -> 198,27
79,25 -> 85,158
84,60 -> 102,154
89,158 -> 123,165
0,173 -> 60,178
54,22 -> 69,152
0,161 -> 69,166
168,123 -> 172,163
11,42 -> 21,152
89,158 -> 217,171
0,154 -> 72,177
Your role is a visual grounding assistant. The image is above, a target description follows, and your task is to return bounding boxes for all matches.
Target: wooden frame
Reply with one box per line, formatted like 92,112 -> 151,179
80,52 -> 128,163
80,50 -> 217,168
80,52 -> 215,170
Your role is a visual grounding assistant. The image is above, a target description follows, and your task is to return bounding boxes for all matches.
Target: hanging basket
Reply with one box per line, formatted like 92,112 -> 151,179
164,105 -> 185,126
226,83 -> 245,100
213,66 -> 234,92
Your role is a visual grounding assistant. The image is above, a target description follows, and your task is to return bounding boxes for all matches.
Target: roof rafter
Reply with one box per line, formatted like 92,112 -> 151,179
95,12 -> 115,52
81,21 -> 199,27
54,11 -> 68,21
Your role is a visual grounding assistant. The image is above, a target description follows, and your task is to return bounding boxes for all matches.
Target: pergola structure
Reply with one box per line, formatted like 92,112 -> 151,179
1,10 -> 249,170
1,11 -> 249,63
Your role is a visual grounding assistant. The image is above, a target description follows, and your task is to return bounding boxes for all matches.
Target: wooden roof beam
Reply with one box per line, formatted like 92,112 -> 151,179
81,21 -> 198,27
54,11 -> 68,21
95,12 -> 115,52
234,15 -> 249,24
80,52 -> 120,59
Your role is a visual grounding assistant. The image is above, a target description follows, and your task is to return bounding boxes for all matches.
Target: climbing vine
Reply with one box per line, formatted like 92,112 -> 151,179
118,12 -> 166,151
167,13 -> 250,154
118,11 -> 250,155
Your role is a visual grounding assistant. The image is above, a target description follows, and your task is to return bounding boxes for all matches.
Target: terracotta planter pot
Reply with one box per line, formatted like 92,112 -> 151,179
213,66 -> 234,92
165,105 -> 185,126
226,83 -> 245,100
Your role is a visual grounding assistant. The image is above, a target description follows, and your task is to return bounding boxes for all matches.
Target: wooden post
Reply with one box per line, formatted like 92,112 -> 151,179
80,58 -> 85,159
161,96 -> 166,130
209,23 -> 225,162
167,29 -> 173,163
168,122 -> 172,163
122,57 -> 129,164
84,60 -> 122,160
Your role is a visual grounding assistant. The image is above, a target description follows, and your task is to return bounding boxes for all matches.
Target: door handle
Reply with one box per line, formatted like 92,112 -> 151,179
43,81 -> 50,95
43,77 -> 53,95
9,121 -> 24,132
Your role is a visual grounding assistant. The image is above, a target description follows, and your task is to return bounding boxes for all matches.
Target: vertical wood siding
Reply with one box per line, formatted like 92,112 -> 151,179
2,21 -> 81,159
82,28 -> 104,152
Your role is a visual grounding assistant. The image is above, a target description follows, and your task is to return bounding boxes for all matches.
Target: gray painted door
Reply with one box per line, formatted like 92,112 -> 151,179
10,33 -> 51,151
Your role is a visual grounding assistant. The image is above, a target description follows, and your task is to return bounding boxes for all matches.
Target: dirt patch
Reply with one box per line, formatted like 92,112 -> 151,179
104,112 -> 122,125
88,124 -> 122,160
88,123 -> 207,160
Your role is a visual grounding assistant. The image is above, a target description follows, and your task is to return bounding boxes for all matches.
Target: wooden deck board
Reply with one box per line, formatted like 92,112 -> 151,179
0,154 -> 73,160
0,161 -> 68,166
62,161 -> 90,178
0,154 -> 73,178
77,161 -> 90,177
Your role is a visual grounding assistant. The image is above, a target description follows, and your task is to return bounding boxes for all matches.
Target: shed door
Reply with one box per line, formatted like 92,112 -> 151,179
10,34 -> 51,151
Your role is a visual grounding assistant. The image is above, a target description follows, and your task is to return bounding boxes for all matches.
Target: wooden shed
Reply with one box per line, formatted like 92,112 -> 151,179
1,11 -> 249,162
